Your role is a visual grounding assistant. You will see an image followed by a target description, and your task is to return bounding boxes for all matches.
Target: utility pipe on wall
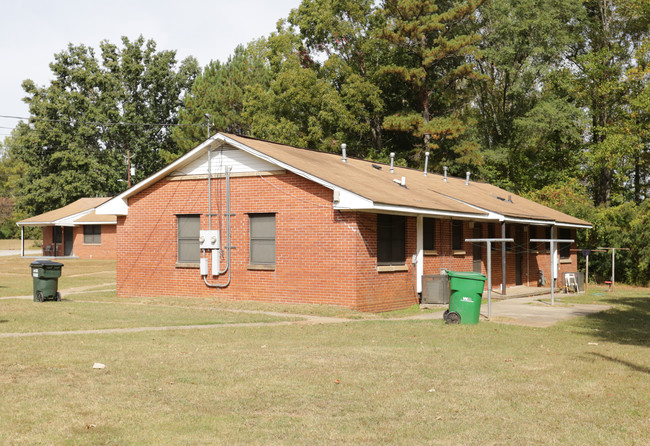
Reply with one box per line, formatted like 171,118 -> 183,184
204,166 -> 232,288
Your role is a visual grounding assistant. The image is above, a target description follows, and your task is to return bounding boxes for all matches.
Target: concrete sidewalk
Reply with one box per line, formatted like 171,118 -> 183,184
479,294 -> 611,327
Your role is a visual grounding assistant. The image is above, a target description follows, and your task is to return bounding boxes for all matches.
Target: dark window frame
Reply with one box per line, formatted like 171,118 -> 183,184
377,214 -> 406,265
249,213 -> 276,267
53,226 -> 62,244
559,228 -> 572,259
423,217 -> 436,251
177,214 -> 200,264
452,220 -> 463,251
83,225 -> 101,244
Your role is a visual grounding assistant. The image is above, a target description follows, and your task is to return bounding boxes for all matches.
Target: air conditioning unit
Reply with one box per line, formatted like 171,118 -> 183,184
421,275 -> 450,305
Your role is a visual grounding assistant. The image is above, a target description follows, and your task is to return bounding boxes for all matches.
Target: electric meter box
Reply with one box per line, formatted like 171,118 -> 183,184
199,230 -> 220,250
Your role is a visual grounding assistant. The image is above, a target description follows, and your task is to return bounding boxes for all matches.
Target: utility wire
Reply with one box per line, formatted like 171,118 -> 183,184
0,114 -> 204,128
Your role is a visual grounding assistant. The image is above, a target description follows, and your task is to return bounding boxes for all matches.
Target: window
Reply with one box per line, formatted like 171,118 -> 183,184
53,227 -> 62,244
488,223 -> 498,251
559,228 -> 572,259
452,220 -> 463,251
545,227 -> 551,252
83,225 -> 101,244
177,215 -> 200,263
423,218 -> 436,251
249,214 -> 275,266
377,214 -> 405,265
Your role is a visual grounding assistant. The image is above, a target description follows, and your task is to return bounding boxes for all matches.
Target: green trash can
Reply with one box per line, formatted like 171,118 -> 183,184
30,260 -> 64,302
443,270 -> 486,324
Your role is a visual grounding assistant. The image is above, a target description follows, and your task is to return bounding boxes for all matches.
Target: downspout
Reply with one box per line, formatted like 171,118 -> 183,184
204,167 -> 232,288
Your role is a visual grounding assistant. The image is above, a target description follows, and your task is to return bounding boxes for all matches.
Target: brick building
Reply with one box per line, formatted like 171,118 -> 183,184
17,197 -> 117,260
97,134 -> 591,312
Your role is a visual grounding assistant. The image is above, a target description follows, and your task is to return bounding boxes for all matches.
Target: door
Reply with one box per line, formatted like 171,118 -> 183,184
473,224 -> 482,273
64,227 -> 73,256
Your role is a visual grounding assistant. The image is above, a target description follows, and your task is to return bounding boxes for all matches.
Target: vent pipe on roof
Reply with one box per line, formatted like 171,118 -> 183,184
423,152 -> 429,176
390,152 -> 395,173
465,171 -> 471,186
393,176 -> 406,187
341,143 -> 347,163
443,166 -> 448,182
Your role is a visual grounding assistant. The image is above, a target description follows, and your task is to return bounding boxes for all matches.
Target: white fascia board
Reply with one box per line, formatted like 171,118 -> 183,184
501,216 -> 556,226
553,221 -> 593,229
75,221 -> 117,225
56,209 -> 96,227
333,188 -> 374,210
367,203 -> 493,219
16,221 -> 49,227
96,136 -> 222,216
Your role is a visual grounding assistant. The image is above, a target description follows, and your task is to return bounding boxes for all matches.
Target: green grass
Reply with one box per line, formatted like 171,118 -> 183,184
0,239 -> 39,249
0,254 -> 648,444
0,257 -> 116,297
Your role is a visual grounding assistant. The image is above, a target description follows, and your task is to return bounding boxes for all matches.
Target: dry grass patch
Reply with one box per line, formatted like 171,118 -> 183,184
0,297 -> 648,444
0,239 -> 39,250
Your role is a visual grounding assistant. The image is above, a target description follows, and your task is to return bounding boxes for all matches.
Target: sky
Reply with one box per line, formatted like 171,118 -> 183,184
0,0 -> 302,138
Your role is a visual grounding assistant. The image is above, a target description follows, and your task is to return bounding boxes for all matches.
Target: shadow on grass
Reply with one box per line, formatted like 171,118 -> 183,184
587,352 -> 650,375
580,294 -> 649,347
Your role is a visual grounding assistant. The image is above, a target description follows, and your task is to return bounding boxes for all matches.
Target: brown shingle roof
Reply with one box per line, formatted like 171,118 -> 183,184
18,197 -> 113,226
223,134 -> 590,226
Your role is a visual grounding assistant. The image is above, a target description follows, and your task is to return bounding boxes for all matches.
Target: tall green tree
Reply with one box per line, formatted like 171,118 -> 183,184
378,0 -> 484,171
288,0 -> 388,157
563,0 -> 649,205
243,25 -> 356,152
173,41 -> 271,154
470,0 -> 586,192
9,37 -> 198,216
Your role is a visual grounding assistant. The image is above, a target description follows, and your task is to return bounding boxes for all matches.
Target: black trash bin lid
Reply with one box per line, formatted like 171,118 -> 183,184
30,260 -> 65,268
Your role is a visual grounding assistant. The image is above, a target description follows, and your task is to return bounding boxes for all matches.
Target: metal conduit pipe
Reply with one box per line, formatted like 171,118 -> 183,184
204,167 -> 232,288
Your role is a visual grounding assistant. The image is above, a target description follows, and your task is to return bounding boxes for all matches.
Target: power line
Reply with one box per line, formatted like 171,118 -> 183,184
0,114 -> 204,128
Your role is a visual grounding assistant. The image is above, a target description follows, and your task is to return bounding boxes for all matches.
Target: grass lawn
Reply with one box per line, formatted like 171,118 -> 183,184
0,255 -> 648,444
0,239 -> 39,250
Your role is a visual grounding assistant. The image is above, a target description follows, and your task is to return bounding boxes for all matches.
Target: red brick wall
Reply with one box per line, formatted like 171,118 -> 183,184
115,172 -> 579,312
421,220 -> 578,292
72,225 -> 117,260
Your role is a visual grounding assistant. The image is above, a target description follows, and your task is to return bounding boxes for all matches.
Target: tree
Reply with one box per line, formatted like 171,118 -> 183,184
378,0 -> 484,171
563,0 -> 650,205
243,24 -> 356,152
288,0 -> 388,157
173,41 -> 271,154
470,0 -> 586,191
9,37 -> 198,216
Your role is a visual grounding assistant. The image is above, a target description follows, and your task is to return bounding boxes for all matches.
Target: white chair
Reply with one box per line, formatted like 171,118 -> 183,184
565,273 -> 579,293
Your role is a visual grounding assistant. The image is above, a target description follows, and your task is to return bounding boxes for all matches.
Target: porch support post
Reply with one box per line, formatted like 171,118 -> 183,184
501,221 -> 506,295
20,226 -> 24,257
416,215 -> 423,293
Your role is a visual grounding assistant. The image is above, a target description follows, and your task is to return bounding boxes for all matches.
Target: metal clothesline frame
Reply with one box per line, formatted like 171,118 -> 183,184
465,237 -> 514,319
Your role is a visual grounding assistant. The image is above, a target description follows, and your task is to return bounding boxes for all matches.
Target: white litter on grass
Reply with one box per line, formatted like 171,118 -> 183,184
93,363 -> 105,369
588,342 -> 599,346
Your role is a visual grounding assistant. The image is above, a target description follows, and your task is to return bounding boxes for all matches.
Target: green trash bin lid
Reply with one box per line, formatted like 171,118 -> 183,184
30,260 -> 64,268
446,270 -> 486,281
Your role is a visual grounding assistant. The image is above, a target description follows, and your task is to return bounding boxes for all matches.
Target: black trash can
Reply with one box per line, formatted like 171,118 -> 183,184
30,260 -> 64,302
